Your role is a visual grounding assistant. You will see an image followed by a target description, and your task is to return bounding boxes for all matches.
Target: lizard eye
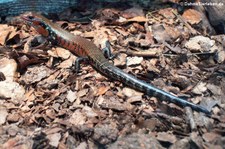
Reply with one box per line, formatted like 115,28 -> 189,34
28,16 -> 34,20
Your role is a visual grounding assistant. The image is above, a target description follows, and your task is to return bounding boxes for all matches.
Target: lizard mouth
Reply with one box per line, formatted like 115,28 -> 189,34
21,15 -> 31,22
20,12 -> 34,23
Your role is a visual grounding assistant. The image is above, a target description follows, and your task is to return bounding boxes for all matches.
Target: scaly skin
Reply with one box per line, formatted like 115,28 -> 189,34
21,12 -> 210,114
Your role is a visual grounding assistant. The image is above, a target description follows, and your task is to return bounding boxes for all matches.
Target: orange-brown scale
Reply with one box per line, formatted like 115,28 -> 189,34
74,43 -> 87,57
68,41 -> 75,51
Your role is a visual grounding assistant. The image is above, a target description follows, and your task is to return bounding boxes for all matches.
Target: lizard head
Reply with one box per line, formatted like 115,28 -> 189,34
21,12 -> 51,37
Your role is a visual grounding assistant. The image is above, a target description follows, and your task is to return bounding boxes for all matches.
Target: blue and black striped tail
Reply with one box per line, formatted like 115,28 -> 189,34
97,62 -> 211,115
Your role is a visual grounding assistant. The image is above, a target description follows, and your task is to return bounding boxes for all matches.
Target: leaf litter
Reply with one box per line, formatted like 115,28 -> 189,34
0,2 -> 225,149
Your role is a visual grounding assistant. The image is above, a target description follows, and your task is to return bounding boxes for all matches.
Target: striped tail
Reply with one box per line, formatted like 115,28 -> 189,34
96,62 -> 210,114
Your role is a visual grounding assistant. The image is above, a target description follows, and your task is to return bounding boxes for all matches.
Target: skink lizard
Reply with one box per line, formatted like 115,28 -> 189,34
21,12 -> 210,114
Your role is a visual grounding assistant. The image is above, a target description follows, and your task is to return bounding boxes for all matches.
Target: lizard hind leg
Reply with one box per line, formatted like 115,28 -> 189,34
72,57 -> 89,74
102,40 -> 116,60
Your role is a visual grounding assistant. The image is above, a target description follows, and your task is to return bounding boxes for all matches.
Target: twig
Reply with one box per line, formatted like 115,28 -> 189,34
172,10 -> 200,35
125,49 -> 159,57
163,52 -> 216,57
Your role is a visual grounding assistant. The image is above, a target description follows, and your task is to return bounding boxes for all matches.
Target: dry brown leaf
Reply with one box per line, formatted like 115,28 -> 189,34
122,87 -> 143,97
55,47 -> 71,59
47,133 -> 61,147
121,7 -> 145,19
114,27 -> 129,36
75,142 -> 88,149
69,110 -> 87,125
127,95 -> 142,103
152,24 -> 172,43
126,16 -> 148,22
114,53 -> 127,67
0,80 -> 25,100
0,58 -> 17,81
215,50 -> 225,63
77,89 -> 89,98
57,55 -> 76,69
97,86 -> 110,96
91,24 -> 117,47
99,101 -> 128,111
83,31 -> 96,38
164,25 -> 181,40
157,132 -> 177,143
7,113 -> 20,123
158,8 -> 176,19
0,25 -> 14,45
67,90 -> 77,103
127,56 -> 143,66
82,106 -> 98,118
8,30 -> 19,42
21,65 -> 53,84
45,127 -> 63,135
1,136 -> 33,149
184,36 -> 216,52
70,30 -> 82,36
202,132 -> 220,143
182,9 -> 202,24
46,109 -> 56,120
